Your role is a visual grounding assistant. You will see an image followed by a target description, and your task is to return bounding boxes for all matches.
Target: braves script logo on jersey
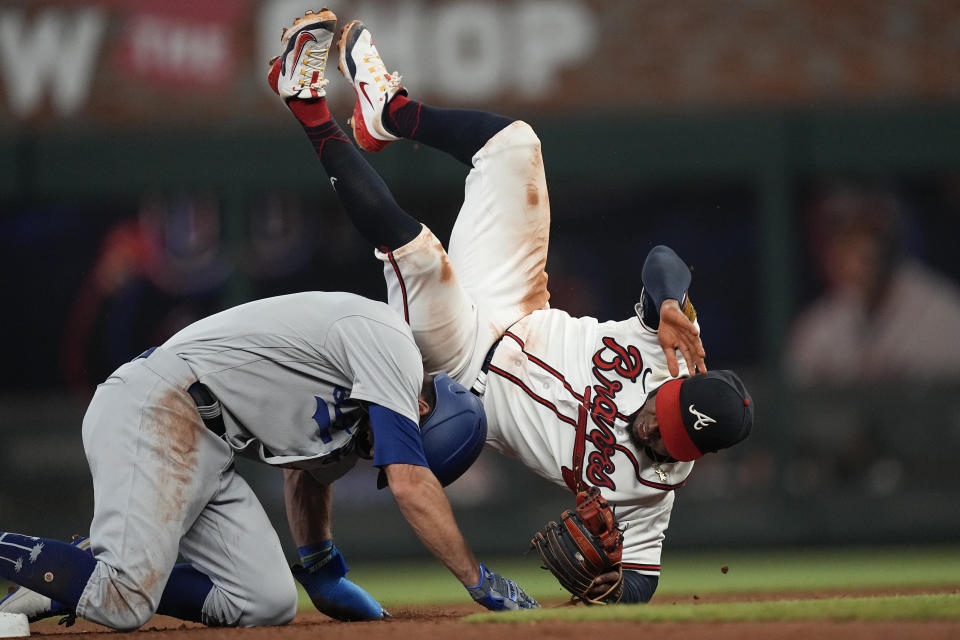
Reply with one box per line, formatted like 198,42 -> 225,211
689,405 -> 716,430
582,337 -> 649,490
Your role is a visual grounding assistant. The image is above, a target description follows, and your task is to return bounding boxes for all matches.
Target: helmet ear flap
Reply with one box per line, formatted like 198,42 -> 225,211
419,373 -> 487,486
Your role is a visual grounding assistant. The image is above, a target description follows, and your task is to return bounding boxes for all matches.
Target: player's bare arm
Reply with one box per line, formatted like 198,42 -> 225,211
638,245 -> 706,376
283,469 -> 332,545
658,299 -> 707,376
285,468 -> 386,620
384,463 -> 480,585
281,468 -> 387,621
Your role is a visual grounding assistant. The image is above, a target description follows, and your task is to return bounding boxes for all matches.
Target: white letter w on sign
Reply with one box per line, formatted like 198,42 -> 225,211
0,8 -> 106,118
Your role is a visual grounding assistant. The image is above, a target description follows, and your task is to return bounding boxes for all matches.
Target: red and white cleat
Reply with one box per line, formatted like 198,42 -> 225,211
269,8 -> 337,101
337,20 -> 407,152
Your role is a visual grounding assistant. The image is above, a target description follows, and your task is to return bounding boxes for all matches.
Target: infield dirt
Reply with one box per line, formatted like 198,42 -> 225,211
25,589 -> 960,640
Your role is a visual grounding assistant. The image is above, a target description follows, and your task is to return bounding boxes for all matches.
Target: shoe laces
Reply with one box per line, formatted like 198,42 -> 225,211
362,52 -> 403,92
386,71 -> 403,92
298,45 -> 331,91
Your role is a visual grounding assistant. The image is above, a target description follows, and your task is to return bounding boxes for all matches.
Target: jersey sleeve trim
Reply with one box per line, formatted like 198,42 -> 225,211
367,404 -> 429,469
622,562 -> 662,573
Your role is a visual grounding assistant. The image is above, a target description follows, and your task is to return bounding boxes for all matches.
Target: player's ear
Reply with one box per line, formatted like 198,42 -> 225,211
417,396 -> 430,417
418,375 -> 436,418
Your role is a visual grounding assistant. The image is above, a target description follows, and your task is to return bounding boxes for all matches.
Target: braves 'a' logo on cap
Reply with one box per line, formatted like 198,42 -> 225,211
688,404 -> 716,430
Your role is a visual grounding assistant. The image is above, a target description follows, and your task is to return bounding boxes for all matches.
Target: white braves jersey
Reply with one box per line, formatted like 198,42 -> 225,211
482,308 -> 696,575
162,291 -> 423,481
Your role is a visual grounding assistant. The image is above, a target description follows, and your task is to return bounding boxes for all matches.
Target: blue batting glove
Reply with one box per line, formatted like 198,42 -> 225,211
291,544 -> 387,621
466,563 -> 540,611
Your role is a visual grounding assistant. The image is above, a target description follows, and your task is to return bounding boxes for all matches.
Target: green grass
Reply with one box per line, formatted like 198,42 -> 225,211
655,546 -> 960,595
466,593 -> 960,623
300,545 -> 960,609
6,545 -> 959,621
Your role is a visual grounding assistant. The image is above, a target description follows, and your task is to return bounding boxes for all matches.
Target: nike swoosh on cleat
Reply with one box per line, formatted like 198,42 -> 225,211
358,82 -> 375,108
291,32 -> 317,70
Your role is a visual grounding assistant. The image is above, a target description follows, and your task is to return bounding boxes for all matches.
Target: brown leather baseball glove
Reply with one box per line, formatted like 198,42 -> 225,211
531,486 -> 624,605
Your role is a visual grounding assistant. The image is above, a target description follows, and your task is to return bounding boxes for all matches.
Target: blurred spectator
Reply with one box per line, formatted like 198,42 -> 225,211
62,194 -> 230,394
786,182 -> 960,385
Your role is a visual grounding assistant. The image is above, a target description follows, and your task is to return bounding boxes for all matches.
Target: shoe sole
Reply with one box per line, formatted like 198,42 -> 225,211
336,19 -> 361,81
281,8 -> 337,49
337,20 -> 393,153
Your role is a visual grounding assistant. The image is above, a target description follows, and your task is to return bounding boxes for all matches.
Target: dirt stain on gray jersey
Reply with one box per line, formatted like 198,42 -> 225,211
94,387 -> 205,622
149,388 -> 201,526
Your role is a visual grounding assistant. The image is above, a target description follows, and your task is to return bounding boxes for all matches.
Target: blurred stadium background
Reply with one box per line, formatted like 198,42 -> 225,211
2,0 -> 960,569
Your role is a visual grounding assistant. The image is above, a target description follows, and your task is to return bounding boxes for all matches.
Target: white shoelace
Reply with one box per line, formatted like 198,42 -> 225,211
299,46 -> 330,90
387,71 -> 403,92
362,53 -> 403,92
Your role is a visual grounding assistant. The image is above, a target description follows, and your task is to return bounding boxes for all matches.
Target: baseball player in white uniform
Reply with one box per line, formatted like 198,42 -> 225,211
269,9 -> 754,604
0,291 -> 537,631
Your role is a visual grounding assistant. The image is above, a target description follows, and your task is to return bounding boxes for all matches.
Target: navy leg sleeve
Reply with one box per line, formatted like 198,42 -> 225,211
385,97 -> 514,167
289,99 -> 421,251
0,533 -> 95,611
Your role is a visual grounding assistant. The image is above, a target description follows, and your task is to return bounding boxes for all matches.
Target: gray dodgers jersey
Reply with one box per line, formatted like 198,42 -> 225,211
162,292 -> 424,480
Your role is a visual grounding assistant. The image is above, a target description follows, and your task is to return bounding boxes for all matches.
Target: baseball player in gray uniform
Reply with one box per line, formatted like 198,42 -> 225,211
268,9 -> 754,604
0,291 -> 537,631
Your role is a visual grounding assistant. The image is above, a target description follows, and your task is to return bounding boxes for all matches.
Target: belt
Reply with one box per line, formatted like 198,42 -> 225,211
134,347 -> 227,437
470,337 -> 503,397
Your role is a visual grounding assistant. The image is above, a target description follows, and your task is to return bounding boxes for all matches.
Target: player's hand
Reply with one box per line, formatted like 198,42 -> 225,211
291,546 -> 388,621
658,299 -> 706,377
585,571 -> 622,601
466,563 -> 540,610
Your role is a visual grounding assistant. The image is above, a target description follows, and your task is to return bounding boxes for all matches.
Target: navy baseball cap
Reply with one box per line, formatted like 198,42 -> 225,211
655,370 -> 753,462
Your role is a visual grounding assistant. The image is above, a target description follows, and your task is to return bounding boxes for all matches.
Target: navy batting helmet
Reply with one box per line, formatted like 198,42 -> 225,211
420,373 -> 487,486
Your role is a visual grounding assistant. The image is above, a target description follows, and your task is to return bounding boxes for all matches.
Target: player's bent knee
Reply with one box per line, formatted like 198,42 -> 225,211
481,120 -> 540,154
77,564 -> 161,631
246,593 -> 297,627
86,588 -> 158,631
239,571 -> 298,626
505,121 -> 541,151
477,120 -> 545,176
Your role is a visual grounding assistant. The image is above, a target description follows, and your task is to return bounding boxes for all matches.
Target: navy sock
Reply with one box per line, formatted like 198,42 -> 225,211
155,564 -> 214,623
385,95 -> 514,167
288,98 -> 421,251
0,533 -> 96,610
